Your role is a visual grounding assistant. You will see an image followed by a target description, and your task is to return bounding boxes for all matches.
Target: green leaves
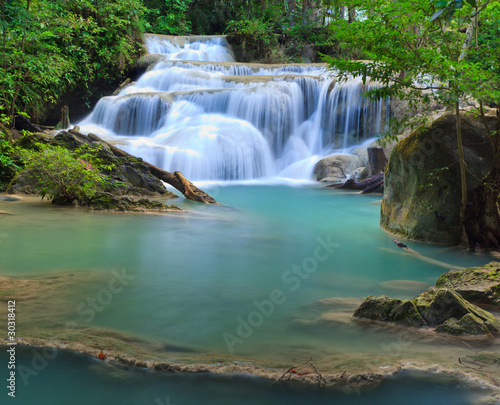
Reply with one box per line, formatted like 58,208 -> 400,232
19,143 -> 116,204
0,0 -> 146,120
430,0 -> 477,22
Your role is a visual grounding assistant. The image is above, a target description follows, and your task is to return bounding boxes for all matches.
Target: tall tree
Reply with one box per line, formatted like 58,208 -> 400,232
324,0 -> 500,247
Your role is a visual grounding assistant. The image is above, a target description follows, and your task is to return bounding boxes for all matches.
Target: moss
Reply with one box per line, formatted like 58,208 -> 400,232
381,112 -> 495,244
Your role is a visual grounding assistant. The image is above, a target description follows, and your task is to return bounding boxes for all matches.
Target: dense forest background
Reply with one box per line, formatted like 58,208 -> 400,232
1,0 -> 498,123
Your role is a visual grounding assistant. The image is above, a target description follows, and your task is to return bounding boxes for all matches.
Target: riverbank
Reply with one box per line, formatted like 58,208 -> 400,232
2,332 -> 499,401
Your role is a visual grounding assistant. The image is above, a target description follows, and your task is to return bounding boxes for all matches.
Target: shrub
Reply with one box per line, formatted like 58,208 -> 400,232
19,144 -> 115,204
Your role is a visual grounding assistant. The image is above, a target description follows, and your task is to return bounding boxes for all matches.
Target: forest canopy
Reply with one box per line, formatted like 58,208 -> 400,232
0,0 -> 498,122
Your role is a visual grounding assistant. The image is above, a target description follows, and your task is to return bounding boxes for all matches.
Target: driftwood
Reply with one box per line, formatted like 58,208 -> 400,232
328,172 -> 384,194
271,357 -> 327,388
85,132 -> 218,204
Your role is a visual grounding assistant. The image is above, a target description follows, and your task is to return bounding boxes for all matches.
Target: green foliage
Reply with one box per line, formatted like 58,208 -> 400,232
0,134 -> 19,190
283,10 -> 329,45
225,19 -> 278,61
19,144 -> 116,204
0,0 -> 146,121
143,0 -> 193,34
324,0 -> 500,133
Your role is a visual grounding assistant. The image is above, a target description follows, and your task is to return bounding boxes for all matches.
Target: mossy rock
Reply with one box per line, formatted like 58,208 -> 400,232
435,313 -> 491,336
354,288 -> 500,335
89,195 -> 180,212
435,262 -> 500,307
10,131 -> 175,199
381,112 -> 495,244
415,288 -> 500,332
353,295 -> 426,327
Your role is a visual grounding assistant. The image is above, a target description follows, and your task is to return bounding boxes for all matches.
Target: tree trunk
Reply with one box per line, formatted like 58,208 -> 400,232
288,0 -> 296,25
455,102 -> 468,246
348,7 -> 356,23
339,5 -> 345,20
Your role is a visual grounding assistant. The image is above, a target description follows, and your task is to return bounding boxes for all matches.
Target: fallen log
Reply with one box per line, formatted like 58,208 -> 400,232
328,172 -> 384,194
85,132 -> 218,204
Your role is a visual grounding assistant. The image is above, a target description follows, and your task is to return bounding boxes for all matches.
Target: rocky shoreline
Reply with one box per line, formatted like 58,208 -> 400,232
3,335 -> 500,397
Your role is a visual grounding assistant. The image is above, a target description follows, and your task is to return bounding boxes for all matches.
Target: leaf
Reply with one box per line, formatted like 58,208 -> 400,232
430,8 -> 446,21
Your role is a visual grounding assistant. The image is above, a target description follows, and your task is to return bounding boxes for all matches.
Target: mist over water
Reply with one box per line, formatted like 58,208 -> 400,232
78,35 -> 389,181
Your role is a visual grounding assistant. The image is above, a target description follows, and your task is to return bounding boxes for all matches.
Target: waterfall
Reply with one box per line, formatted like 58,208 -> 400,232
78,35 -> 389,181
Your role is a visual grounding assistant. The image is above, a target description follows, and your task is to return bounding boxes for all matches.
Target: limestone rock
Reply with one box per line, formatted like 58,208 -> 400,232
90,195 -> 180,212
354,288 -> 500,335
314,154 -> 361,182
435,314 -> 490,336
381,112 -> 496,244
414,288 -> 499,331
435,262 -> 500,307
353,295 -> 426,327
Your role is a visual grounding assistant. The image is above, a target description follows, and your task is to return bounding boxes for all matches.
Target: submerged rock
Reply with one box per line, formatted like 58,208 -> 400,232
435,313 -> 490,336
435,261 -> 500,307
381,112 -> 495,244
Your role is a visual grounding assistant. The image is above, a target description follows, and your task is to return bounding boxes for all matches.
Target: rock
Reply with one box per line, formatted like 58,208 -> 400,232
354,288 -> 500,335
353,295 -> 427,328
435,314 -> 490,336
351,146 -> 368,166
314,154 -> 361,182
14,115 -> 42,133
381,112 -> 496,244
89,195 -> 180,212
435,262 -> 500,307
349,167 -> 366,181
415,288 -> 500,332
367,147 -> 387,177
7,167 -> 40,195
8,131 -> 176,199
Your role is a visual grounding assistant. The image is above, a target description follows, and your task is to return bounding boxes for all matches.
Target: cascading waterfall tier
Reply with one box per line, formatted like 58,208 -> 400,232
78,34 -> 389,181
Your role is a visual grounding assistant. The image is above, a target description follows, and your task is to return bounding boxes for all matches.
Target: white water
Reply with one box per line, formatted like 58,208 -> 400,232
78,35 -> 389,181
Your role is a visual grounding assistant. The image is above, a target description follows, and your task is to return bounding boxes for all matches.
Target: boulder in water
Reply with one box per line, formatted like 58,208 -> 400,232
354,288 -> 500,336
435,261 -> 500,307
314,154 -> 361,182
381,112 -> 496,244
353,295 -> 426,328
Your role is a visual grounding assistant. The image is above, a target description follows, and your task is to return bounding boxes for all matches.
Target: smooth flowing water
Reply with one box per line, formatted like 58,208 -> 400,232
78,35 -> 388,181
